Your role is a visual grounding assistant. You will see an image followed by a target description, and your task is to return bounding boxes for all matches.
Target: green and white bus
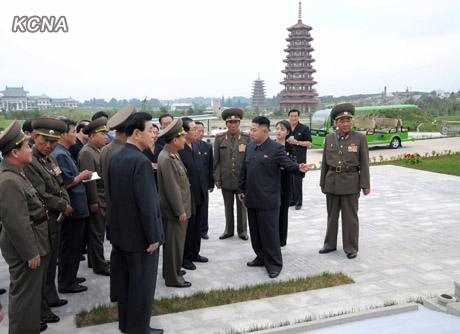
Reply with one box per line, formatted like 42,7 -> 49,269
310,104 -> 417,149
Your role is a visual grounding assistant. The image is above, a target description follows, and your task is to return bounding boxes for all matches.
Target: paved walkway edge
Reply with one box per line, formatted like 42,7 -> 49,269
255,303 -> 419,333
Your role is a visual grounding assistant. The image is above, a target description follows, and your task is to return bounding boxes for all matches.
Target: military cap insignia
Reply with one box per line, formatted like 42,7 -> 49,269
49,130 -> 55,134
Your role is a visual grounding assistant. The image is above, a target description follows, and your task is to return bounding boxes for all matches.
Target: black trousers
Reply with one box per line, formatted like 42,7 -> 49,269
183,202 -> 204,265
200,192 -> 209,235
279,173 -> 291,247
290,174 -> 303,207
58,217 -> 85,292
247,207 -> 282,274
116,246 -> 159,334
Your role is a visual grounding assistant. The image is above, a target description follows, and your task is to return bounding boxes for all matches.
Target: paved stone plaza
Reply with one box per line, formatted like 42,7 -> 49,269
0,164 -> 459,333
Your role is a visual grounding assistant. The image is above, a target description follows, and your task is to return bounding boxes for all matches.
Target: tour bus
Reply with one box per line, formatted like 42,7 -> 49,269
310,104 -> 417,149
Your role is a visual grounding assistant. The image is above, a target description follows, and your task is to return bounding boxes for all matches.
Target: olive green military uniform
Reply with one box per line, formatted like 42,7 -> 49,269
319,106 -> 370,255
157,120 -> 192,286
213,130 -> 250,236
78,140 -> 108,274
23,146 -> 70,315
99,103 -> 136,301
0,121 -> 50,334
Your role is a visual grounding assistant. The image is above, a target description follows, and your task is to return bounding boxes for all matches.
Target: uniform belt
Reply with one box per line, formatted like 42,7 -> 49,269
328,166 -> 360,173
31,212 -> 49,226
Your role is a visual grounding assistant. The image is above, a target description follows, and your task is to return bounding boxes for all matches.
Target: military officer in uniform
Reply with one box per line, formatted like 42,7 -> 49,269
157,118 -> 193,288
78,118 -> 110,276
0,120 -> 50,333
319,103 -> 371,259
213,108 -> 251,240
23,118 -> 72,324
100,104 -> 137,302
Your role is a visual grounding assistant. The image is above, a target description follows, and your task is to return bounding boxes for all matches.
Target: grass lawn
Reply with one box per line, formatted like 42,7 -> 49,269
76,272 -> 353,327
388,154 -> 460,176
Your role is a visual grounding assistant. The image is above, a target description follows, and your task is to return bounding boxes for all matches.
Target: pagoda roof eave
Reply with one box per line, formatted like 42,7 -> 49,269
287,20 -> 312,31
277,99 -> 319,104
279,92 -> 319,97
284,47 -> 314,52
280,80 -> 318,85
281,69 -> 316,73
283,58 -> 315,63
286,36 -> 313,41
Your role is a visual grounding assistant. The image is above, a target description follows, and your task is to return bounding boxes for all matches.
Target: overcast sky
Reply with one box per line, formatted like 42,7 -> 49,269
1,0 -> 459,102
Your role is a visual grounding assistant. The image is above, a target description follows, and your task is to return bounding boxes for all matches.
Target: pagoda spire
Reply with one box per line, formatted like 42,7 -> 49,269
298,0 -> 302,21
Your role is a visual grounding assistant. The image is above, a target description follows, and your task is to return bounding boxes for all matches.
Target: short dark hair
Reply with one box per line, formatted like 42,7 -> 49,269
195,121 -> 204,127
125,112 -> 152,137
159,113 -> 173,126
152,123 -> 159,131
288,109 -> 300,116
181,117 -> 194,132
57,117 -> 77,133
76,120 -> 90,134
92,111 -> 109,121
252,116 -> 270,129
22,119 -> 33,133
275,120 -> 292,138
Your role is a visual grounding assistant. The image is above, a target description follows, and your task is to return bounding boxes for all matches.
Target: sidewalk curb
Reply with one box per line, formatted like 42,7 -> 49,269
254,303 -> 419,333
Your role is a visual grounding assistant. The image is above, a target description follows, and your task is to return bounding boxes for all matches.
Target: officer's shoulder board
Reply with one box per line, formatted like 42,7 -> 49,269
168,151 -> 177,159
241,132 -> 250,137
215,132 -> 226,138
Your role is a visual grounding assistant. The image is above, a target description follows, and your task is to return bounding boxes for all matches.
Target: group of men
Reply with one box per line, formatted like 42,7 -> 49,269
0,102 -> 370,334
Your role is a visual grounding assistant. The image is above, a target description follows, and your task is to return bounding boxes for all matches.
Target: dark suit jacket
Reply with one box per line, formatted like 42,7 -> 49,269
178,142 -> 207,207
197,140 -> 214,189
53,143 -> 89,219
108,143 -> 165,252
238,138 -> 300,210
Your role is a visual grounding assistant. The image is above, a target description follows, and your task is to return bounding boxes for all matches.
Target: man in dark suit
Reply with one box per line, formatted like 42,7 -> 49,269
178,118 -> 209,271
53,118 -> 92,294
108,112 -> 165,334
287,109 -> 312,210
238,116 -> 312,279
195,121 -> 214,239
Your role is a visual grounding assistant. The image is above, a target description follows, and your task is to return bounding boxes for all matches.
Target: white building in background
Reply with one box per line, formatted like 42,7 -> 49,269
170,103 -> 193,111
0,86 -> 79,111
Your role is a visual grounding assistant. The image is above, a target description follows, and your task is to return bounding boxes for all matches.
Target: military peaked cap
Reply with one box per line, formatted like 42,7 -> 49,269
159,118 -> 185,141
0,120 -> 26,153
32,117 -> 67,140
83,118 -> 108,135
331,103 -> 355,120
222,108 -> 243,121
108,104 -> 137,130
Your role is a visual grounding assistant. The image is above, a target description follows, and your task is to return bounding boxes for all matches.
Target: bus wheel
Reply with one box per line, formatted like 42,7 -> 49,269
390,137 -> 401,149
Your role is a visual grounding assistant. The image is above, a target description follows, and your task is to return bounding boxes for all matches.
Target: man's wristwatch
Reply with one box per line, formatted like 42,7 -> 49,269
296,142 -> 299,146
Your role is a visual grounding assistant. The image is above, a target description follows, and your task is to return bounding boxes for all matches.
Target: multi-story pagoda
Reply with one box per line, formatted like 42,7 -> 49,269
277,0 -> 319,114
250,74 -> 267,111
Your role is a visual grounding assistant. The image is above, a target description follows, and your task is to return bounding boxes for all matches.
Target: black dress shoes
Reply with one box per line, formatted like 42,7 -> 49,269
219,233 -> 234,240
179,270 -> 186,276
319,248 -> 337,254
192,255 -> 208,263
182,262 -> 196,270
149,327 -> 164,334
239,234 -> 249,241
201,234 -> 209,240
49,299 -> 68,308
269,272 -> 280,279
166,281 -> 192,288
347,252 -> 357,259
95,268 -> 110,276
41,313 -> 60,323
0,288 -> 6,294
247,259 -> 264,267
76,277 -> 86,283
59,284 -> 88,294
40,321 -> 48,332
80,255 -> 85,261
